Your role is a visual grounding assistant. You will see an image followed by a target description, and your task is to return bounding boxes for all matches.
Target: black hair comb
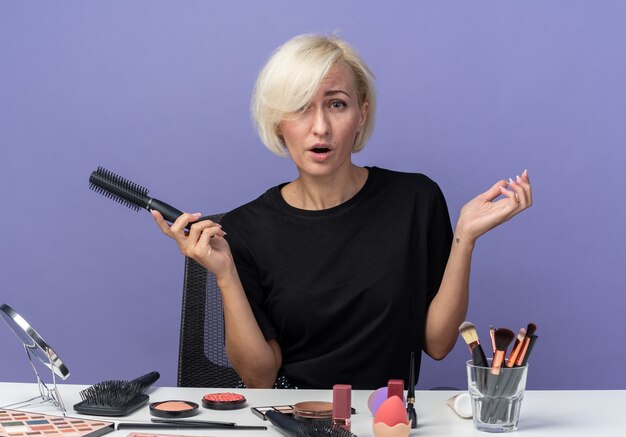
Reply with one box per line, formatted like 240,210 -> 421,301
265,411 -> 357,437
74,371 -> 160,416
89,166 -> 198,229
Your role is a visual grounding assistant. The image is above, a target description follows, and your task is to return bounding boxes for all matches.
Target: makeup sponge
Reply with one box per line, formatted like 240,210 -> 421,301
372,396 -> 411,437
374,396 -> 409,426
367,387 -> 388,416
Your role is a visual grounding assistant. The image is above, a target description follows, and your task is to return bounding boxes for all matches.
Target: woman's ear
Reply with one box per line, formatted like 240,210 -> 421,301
358,101 -> 369,131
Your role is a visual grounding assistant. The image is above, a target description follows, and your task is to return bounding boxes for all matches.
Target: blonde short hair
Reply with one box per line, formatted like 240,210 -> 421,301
251,34 -> 377,156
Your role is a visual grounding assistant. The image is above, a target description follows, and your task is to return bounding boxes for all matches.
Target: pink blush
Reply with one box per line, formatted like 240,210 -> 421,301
155,401 -> 193,411
149,400 -> 199,418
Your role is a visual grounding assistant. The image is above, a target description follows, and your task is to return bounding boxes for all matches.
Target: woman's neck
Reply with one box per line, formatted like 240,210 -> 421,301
281,165 -> 369,210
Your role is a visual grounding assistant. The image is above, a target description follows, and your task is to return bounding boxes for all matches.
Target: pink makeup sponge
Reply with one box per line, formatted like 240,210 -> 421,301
372,396 -> 411,437
374,396 -> 409,426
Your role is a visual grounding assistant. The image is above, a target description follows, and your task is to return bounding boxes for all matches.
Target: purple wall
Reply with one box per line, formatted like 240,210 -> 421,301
1,1 -> 625,390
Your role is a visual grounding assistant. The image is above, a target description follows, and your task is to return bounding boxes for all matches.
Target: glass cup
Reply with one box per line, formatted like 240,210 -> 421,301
466,359 -> 528,433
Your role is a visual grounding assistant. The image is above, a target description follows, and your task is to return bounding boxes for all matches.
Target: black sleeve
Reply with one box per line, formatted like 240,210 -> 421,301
220,212 -> 277,341
425,181 -> 453,305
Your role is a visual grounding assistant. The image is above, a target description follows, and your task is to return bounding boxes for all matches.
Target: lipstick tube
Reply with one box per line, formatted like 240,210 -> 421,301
332,384 -> 352,432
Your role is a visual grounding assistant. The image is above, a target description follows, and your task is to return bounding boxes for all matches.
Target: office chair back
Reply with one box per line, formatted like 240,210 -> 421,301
177,213 -> 241,387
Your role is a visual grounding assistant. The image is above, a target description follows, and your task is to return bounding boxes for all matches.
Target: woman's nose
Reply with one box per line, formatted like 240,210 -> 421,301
311,107 -> 330,136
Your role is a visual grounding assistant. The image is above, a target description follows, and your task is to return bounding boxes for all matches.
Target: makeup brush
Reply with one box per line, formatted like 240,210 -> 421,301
265,410 -> 357,437
458,321 -> 489,368
489,334 -> 539,423
89,166 -> 205,230
519,334 -> 538,367
491,328 -> 515,375
526,322 -> 537,337
514,323 -> 537,367
489,324 -> 496,355
505,327 -> 527,368
480,328 -> 515,423
74,371 -> 160,416
406,351 -> 417,429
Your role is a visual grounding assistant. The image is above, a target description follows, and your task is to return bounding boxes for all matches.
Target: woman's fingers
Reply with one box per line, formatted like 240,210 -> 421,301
504,170 -> 532,210
170,212 -> 202,235
482,179 -> 508,202
516,169 -> 532,206
151,210 -> 174,236
193,226 -> 225,255
187,218 -> 225,242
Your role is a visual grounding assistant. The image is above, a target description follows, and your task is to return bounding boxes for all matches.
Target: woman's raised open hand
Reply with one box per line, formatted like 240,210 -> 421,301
455,170 -> 533,244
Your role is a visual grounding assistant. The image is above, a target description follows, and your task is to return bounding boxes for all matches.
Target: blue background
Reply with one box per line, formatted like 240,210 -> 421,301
1,1 -> 625,390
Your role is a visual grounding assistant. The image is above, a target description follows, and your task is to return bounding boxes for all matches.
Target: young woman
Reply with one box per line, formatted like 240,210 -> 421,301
152,34 -> 532,389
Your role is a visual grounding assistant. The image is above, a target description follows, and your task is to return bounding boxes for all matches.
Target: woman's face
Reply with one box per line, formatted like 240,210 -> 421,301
277,62 -> 368,178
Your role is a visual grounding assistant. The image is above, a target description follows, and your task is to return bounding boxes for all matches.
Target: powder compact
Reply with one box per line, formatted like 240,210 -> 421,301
293,401 -> 333,423
202,392 -> 247,410
149,400 -> 199,418
252,404 -> 356,421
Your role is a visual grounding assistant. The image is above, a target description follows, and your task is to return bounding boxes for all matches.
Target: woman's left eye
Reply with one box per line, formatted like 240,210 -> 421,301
330,100 -> 346,109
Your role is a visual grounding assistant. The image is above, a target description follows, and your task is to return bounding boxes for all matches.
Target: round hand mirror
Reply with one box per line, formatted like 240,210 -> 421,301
0,303 -> 70,379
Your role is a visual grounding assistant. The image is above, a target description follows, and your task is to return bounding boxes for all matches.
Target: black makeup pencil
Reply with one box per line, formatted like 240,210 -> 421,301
117,422 -> 267,431
151,418 -> 236,426
406,351 -> 417,429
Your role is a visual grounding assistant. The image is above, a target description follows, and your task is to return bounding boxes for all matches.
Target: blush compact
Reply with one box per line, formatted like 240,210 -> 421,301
202,392 -> 247,410
149,400 -> 199,418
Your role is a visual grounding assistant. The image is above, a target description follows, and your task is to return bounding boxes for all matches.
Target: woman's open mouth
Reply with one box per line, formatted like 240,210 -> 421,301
311,147 -> 330,154
309,146 -> 332,161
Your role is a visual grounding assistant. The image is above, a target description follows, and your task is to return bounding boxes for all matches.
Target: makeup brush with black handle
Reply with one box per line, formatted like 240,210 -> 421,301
459,321 -> 489,391
74,371 -> 160,416
89,166 -> 204,229
458,321 -> 489,368
481,328 -> 515,423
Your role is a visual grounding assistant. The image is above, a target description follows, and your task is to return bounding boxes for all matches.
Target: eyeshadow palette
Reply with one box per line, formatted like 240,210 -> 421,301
251,405 -> 296,420
0,409 -> 113,437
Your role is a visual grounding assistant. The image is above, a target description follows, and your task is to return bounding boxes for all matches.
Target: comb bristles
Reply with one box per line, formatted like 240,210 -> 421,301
89,167 -> 150,211
295,422 -> 358,437
79,379 -> 144,406
89,182 -> 142,211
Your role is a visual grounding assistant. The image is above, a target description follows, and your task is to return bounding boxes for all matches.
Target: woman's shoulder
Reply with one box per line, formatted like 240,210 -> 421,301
368,166 -> 441,192
220,184 -> 284,226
